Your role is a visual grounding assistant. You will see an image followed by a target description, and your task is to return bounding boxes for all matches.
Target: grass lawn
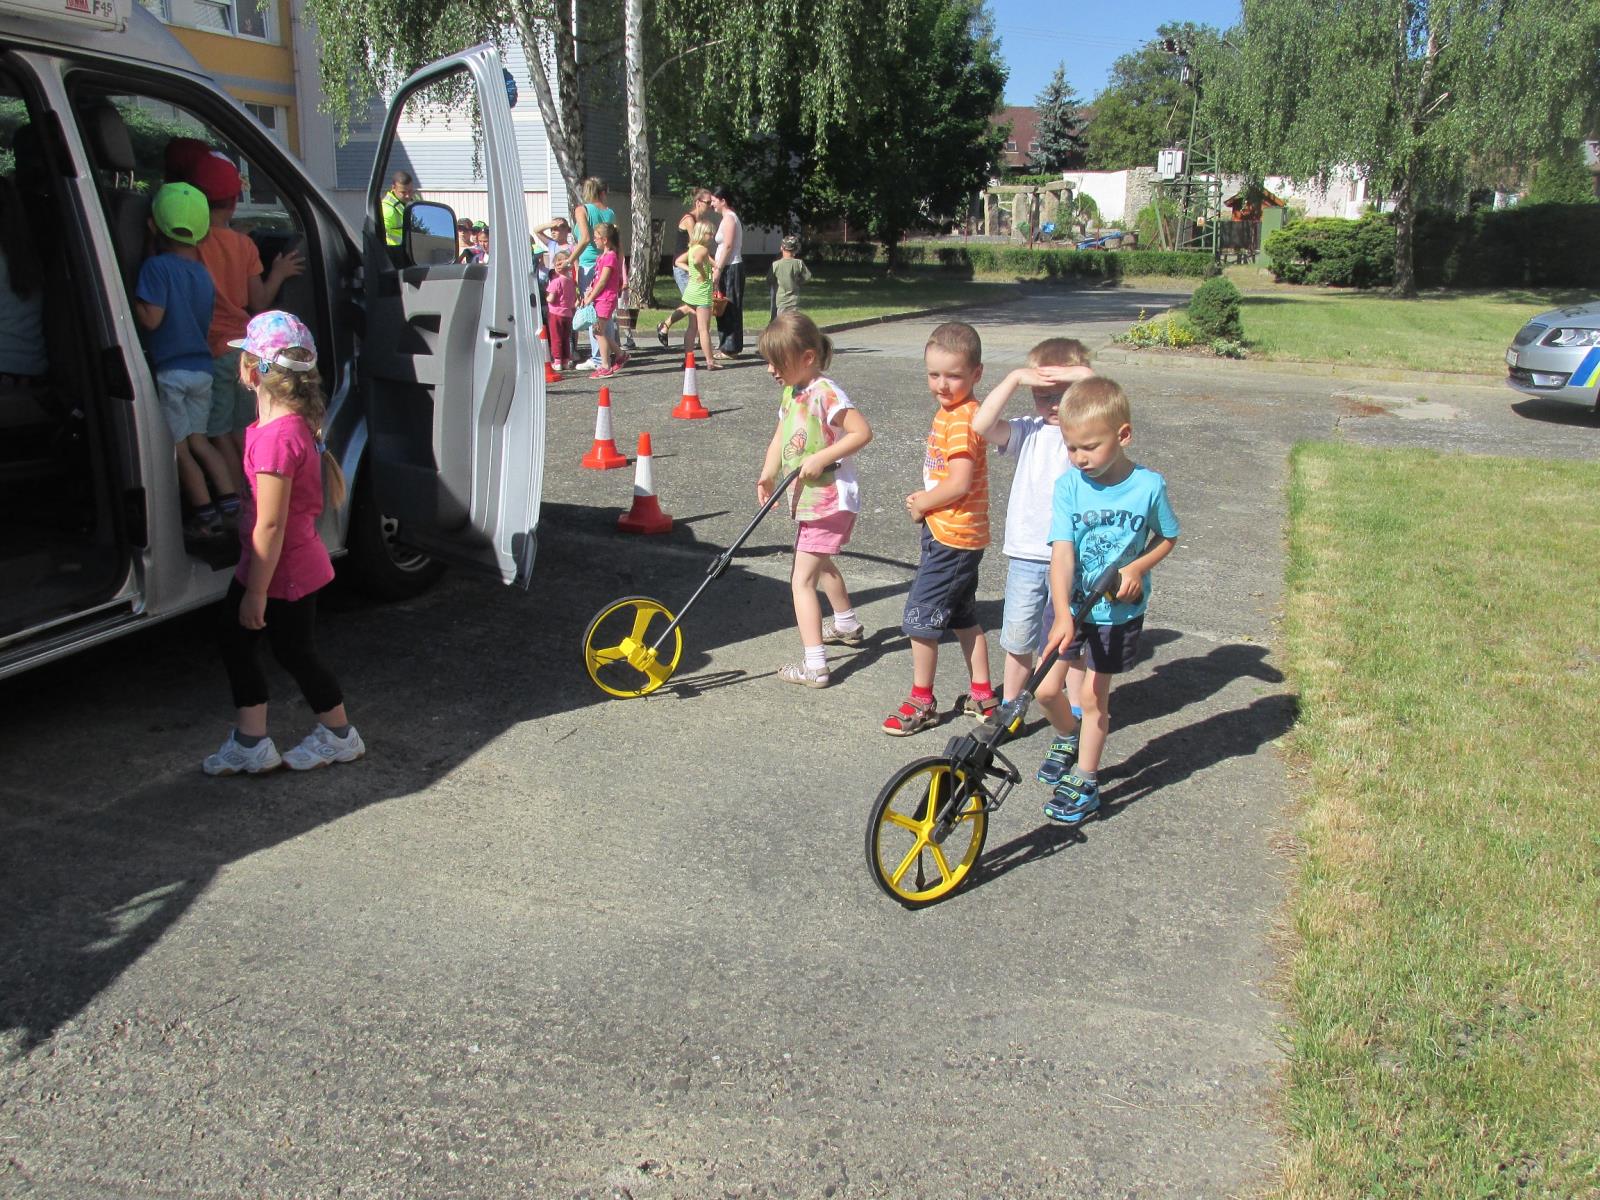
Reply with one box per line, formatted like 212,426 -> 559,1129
636,268 -> 1019,340
1281,443 -> 1600,1197
1237,286 -> 1591,375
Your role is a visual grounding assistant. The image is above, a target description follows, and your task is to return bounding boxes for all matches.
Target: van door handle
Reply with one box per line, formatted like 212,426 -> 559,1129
487,327 -> 509,340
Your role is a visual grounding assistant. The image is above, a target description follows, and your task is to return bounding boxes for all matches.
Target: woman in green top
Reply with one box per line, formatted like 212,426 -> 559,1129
671,219 -> 720,371
570,177 -> 616,368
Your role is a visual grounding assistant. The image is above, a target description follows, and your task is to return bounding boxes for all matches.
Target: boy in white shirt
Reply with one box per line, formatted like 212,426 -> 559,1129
971,337 -> 1094,781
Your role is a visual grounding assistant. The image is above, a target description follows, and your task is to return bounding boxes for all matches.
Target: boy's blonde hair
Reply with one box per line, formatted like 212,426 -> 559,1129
1059,376 -> 1130,431
242,346 -> 347,509
758,311 -> 834,374
1027,337 -> 1090,368
689,218 -> 716,249
926,321 -> 982,367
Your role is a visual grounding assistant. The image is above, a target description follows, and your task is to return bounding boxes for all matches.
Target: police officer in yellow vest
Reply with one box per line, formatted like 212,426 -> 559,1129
381,171 -> 416,248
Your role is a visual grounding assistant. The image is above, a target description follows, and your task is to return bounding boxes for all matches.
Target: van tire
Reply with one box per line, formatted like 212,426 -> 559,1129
343,465 -> 447,601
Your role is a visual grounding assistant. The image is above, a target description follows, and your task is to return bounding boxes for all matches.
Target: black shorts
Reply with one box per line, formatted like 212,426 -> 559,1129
1061,615 -> 1144,675
902,526 -> 985,639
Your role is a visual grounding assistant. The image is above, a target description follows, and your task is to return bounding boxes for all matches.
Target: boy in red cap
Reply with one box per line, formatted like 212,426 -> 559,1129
188,152 -> 304,492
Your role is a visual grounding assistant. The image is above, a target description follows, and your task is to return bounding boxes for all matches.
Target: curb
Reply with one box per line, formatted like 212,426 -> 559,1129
1092,347 -> 1506,390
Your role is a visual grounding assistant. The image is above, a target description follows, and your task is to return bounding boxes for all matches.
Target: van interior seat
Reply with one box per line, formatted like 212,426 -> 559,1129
79,102 -> 149,298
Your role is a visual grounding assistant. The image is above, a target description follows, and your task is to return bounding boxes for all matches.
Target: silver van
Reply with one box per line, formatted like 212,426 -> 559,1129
0,0 -> 545,680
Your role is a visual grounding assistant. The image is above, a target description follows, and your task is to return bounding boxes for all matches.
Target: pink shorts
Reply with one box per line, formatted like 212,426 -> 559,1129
795,510 -> 856,555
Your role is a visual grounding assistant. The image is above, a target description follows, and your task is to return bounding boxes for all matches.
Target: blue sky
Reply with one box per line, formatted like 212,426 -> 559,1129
990,0 -> 1243,104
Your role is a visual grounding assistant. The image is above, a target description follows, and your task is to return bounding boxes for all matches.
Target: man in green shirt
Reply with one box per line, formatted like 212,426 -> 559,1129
381,171 -> 416,248
768,235 -> 812,318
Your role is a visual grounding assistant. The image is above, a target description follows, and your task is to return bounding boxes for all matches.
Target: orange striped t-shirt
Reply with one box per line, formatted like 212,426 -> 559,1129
922,397 -> 989,550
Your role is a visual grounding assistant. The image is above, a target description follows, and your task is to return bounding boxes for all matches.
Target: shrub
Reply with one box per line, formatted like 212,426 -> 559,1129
1115,310 -> 1200,349
1262,214 -> 1396,287
1134,198 -> 1179,248
1187,276 -> 1244,339
1209,338 -> 1246,358
1413,203 -> 1600,287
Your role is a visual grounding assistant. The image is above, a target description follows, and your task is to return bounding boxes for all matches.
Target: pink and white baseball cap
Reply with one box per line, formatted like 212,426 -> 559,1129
228,310 -> 318,372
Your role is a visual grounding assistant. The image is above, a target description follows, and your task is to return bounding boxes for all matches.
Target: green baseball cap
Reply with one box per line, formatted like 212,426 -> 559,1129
151,182 -> 209,246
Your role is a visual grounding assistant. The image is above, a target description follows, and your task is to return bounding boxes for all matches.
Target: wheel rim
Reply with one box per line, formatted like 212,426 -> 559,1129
380,513 -> 432,573
583,597 -> 683,698
868,760 -> 987,906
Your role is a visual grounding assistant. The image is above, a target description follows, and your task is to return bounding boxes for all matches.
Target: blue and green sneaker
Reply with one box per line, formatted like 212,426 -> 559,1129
1036,735 -> 1079,786
1042,772 -> 1100,825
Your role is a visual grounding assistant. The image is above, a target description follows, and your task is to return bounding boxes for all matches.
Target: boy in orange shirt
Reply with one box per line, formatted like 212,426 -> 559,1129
187,153 -> 304,491
881,321 -> 995,735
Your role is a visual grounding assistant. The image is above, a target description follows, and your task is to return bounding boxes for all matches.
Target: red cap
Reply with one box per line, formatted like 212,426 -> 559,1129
189,153 -> 243,204
163,136 -> 211,181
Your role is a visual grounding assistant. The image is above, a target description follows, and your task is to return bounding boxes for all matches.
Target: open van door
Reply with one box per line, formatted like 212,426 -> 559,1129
361,47 -> 543,587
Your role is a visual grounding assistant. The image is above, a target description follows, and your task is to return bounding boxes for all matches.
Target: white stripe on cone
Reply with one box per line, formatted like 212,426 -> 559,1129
594,399 -> 614,441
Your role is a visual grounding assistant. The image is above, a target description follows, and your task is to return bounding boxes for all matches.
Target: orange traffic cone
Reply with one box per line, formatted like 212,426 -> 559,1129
580,387 -> 628,470
671,351 -> 710,420
616,433 -> 673,534
540,325 -> 562,383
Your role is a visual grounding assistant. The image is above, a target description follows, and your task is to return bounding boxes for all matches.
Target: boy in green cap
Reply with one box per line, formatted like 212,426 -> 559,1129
134,182 -> 235,538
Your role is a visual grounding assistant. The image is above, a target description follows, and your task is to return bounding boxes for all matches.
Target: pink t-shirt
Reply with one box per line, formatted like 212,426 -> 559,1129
235,412 -> 335,601
591,249 -> 623,318
546,271 -> 575,317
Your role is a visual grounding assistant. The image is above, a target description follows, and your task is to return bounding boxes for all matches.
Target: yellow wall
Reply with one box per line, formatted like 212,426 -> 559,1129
164,0 -> 299,153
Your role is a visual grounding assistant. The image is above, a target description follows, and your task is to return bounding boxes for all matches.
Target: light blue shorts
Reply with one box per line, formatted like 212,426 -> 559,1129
208,348 -> 255,437
1000,556 -> 1057,657
156,367 -> 212,442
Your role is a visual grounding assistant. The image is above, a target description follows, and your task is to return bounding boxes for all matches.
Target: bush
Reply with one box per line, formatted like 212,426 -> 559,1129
1187,276 -> 1244,339
808,242 -> 1219,280
1115,310 -> 1200,349
1134,198 -> 1179,248
1263,214 -> 1396,287
1414,203 -> 1600,288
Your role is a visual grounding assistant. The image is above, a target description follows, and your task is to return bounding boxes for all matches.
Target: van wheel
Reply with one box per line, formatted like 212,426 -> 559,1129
343,466 -> 446,600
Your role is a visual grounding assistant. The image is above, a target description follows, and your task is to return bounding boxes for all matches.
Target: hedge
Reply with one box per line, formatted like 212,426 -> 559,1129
1263,204 -> 1600,289
810,242 -> 1219,280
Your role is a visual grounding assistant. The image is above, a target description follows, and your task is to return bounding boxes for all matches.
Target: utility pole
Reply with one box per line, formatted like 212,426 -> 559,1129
1157,37 -> 1222,258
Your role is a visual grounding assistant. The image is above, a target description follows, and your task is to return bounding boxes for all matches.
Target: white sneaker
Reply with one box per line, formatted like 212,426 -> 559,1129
202,731 -> 282,776
282,724 -> 366,771
574,357 -> 601,372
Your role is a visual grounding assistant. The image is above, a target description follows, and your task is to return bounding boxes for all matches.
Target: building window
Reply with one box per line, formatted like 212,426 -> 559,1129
1005,139 -> 1017,151
1028,140 -> 1039,153
139,0 -> 277,42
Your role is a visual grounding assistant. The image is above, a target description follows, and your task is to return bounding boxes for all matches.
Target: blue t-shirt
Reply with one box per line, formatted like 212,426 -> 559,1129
1048,463 -> 1180,626
136,253 -> 214,374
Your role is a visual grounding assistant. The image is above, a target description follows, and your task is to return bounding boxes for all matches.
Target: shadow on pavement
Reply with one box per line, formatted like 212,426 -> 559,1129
0,510 -> 902,1052
1511,398 -> 1600,427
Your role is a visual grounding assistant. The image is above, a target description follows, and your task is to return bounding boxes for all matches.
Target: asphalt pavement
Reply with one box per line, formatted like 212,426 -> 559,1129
3,285 -> 1595,1198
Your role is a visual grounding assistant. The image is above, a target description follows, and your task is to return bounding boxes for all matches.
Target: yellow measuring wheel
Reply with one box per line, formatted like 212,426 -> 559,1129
864,565 -> 1125,908
583,463 -> 825,700
582,596 -> 684,698
865,757 -> 990,907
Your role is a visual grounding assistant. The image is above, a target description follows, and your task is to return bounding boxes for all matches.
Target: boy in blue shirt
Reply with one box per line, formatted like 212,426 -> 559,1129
134,182 -> 234,538
1035,377 -> 1179,824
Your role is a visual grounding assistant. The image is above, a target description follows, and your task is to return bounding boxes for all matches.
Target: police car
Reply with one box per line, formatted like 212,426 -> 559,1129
1505,300 -> 1600,413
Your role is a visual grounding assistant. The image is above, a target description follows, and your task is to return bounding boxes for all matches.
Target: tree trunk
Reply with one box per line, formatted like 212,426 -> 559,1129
622,0 -> 652,312
514,15 -> 583,203
1391,171 -> 1416,298
554,4 -> 585,182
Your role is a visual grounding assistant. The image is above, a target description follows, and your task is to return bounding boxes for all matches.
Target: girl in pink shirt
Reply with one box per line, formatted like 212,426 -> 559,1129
203,311 -> 365,776
580,221 -> 626,378
545,253 -> 576,371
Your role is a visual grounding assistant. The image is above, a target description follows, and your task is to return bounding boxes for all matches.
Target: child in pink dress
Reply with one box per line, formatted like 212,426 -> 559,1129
580,221 -> 626,378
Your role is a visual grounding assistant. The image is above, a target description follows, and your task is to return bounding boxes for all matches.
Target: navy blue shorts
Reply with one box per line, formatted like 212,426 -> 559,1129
902,526 -> 985,639
1061,615 -> 1144,675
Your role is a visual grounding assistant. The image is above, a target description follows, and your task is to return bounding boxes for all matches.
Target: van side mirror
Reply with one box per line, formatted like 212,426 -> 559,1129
405,201 -> 460,267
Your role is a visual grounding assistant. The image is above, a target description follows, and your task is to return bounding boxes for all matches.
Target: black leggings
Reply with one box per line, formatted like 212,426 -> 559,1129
218,578 -> 344,713
716,261 -> 745,354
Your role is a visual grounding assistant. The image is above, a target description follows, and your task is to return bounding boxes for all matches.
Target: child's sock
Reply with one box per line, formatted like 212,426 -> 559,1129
968,680 -> 994,703
830,608 -> 861,634
324,723 -> 353,738
1074,766 -> 1098,784
234,729 -> 265,748
911,685 -> 934,705
803,645 -> 826,674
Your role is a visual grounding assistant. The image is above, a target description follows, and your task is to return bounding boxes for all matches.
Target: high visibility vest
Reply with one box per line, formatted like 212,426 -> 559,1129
382,190 -> 406,246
